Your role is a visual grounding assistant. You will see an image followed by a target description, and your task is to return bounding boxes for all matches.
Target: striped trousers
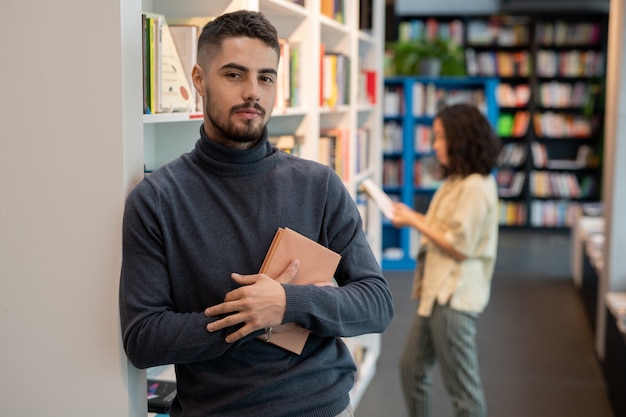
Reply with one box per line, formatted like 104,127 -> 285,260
400,302 -> 487,417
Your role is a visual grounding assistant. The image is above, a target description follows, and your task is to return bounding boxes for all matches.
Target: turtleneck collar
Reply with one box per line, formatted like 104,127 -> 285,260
193,124 -> 278,176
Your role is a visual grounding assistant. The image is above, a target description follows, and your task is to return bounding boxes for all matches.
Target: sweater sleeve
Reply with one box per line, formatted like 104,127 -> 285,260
281,173 -> 394,337
119,180 -> 253,369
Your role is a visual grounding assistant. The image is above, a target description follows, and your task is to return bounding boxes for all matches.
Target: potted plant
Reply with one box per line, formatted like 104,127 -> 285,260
386,37 -> 466,77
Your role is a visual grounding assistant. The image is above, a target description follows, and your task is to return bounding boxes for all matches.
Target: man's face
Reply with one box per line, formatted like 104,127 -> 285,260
193,37 -> 278,149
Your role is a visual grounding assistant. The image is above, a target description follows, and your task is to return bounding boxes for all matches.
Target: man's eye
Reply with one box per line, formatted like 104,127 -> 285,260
260,76 -> 274,84
226,73 -> 241,79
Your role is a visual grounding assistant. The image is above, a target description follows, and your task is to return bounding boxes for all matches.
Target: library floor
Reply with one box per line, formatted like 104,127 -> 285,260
354,229 -> 615,417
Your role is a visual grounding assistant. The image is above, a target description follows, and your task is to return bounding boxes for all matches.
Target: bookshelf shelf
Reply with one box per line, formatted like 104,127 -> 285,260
139,0 -> 386,410
143,112 -> 203,123
392,12 -> 608,230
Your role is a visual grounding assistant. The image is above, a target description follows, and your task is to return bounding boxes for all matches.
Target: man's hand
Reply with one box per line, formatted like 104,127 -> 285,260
204,260 -> 299,343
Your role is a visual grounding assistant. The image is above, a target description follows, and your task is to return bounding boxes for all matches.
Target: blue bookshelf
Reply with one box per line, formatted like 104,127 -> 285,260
381,76 -> 499,271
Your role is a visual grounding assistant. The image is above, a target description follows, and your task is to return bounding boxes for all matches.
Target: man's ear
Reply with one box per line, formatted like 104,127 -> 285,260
192,64 -> 205,97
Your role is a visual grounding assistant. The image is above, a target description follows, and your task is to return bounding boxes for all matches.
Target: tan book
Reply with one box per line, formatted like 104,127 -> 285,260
259,227 -> 341,354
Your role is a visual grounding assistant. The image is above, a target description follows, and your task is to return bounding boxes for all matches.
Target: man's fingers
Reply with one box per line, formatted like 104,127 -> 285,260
206,313 -> 260,344
229,272 -> 257,285
205,299 -> 238,317
275,260 -> 299,284
204,270 -> 286,343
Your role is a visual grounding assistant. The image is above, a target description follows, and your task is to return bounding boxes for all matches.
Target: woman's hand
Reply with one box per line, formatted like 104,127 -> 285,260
391,202 -> 424,229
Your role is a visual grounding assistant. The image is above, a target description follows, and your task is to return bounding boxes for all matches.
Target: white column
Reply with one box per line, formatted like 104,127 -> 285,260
596,0 -> 626,358
0,0 -> 144,415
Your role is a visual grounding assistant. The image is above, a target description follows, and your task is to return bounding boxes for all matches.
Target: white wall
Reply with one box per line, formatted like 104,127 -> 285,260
0,0 -> 144,415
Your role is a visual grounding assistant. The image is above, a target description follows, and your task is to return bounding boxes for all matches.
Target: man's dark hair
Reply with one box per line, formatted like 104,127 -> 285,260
435,103 -> 501,177
198,10 -> 281,63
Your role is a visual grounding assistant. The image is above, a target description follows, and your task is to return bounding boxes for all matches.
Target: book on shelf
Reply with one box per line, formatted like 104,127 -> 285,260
359,0 -> 373,30
530,200 -> 577,228
533,112 -> 593,138
145,15 -> 160,113
163,16 -> 216,113
147,379 -> 176,414
320,0 -> 344,23
383,85 -> 403,116
169,24 -> 198,113
382,121 -> 403,153
359,69 -> 377,105
536,50 -> 604,77
412,82 -> 424,116
530,141 -> 547,168
320,0 -> 334,20
498,142 -> 526,167
497,111 -> 529,137
414,125 -> 432,153
289,43 -> 301,108
360,178 -> 394,220
276,39 -> 291,110
322,54 -> 338,107
498,200 -> 527,226
498,170 -> 526,198
159,18 -> 193,113
496,83 -> 530,107
403,81 -> 430,116
530,171 -> 582,199
319,43 -> 325,107
382,159 -> 402,187
318,134 -> 337,171
319,128 -> 349,180
539,81 -> 579,108
424,83 -> 437,116
269,134 -> 302,155
536,21 -> 601,46
355,127 -> 371,174
143,13 -> 194,114
466,17 -> 528,46
142,14 -> 150,114
322,52 -> 350,108
273,40 -> 301,111
259,227 -> 341,355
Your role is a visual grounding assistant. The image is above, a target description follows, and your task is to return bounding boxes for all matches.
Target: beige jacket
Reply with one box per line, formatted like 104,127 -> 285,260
413,173 -> 499,317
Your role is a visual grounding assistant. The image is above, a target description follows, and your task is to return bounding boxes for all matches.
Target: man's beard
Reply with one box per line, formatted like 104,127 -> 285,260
206,91 -> 268,144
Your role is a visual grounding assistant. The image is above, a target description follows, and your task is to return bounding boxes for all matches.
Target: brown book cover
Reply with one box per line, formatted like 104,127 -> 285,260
259,227 -> 341,354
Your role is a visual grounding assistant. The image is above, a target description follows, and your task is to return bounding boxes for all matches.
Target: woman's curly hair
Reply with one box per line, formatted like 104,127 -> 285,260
435,103 -> 501,177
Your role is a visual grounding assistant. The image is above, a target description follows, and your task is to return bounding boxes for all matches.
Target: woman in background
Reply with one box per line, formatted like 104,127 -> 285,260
392,103 -> 501,417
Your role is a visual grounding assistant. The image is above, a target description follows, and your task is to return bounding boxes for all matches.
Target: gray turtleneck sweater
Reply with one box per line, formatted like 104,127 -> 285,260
120,126 -> 393,417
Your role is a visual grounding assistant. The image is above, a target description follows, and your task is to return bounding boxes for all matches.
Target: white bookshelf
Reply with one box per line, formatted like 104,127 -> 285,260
139,0 -> 385,410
